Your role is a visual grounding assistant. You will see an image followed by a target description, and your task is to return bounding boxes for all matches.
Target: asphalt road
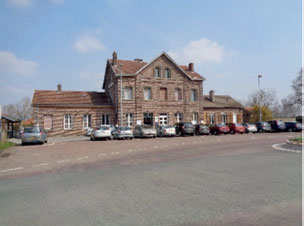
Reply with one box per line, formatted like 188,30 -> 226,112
0,133 -> 301,226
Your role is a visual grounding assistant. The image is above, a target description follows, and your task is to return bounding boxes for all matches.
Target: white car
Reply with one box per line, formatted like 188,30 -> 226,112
90,126 -> 113,141
156,125 -> 176,137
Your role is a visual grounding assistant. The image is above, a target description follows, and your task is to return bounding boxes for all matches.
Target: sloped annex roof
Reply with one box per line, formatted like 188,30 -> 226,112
107,52 -> 205,80
203,95 -> 244,109
32,90 -> 112,107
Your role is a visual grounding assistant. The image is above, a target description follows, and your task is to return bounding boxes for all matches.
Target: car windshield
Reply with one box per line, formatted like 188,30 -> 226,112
164,125 -> 174,128
235,123 -> 243,126
118,127 -> 131,131
184,123 -> 193,127
262,122 -> 269,126
277,121 -> 285,126
98,126 -> 110,130
24,127 -> 40,133
216,123 -> 225,127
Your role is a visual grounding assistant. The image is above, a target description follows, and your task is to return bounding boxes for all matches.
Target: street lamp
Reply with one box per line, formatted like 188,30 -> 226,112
120,73 -> 123,126
258,75 -> 262,122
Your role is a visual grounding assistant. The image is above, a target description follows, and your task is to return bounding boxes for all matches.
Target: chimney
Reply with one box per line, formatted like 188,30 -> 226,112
209,90 -> 214,102
112,51 -> 117,66
134,58 -> 143,62
189,63 -> 194,72
57,83 -> 62,92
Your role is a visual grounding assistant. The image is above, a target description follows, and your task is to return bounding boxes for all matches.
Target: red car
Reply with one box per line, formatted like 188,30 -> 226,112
227,123 -> 245,134
209,123 -> 230,135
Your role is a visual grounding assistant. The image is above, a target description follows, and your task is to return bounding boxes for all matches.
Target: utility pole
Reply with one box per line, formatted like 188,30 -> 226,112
258,75 -> 262,122
120,74 -> 123,126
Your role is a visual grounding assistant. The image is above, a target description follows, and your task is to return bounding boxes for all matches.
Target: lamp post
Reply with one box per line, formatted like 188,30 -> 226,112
120,73 -> 123,126
258,75 -> 262,122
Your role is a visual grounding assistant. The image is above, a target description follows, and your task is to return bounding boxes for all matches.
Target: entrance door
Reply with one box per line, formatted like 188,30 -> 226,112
159,114 -> 168,126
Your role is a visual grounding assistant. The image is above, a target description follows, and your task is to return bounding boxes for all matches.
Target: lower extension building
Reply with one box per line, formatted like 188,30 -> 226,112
32,51 -> 244,136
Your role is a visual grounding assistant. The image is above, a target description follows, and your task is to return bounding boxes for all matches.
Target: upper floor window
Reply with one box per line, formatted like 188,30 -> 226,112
175,88 -> 182,101
144,87 -> 152,100
64,114 -> 72,130
122,87 -> 133,100
160,88 -> 167,100
190,89 -> 198,101
154,67 -> 161,78
164,68 -> 171,78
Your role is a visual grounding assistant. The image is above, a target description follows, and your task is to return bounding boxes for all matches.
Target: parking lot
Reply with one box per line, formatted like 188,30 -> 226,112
0,132 -> 299,177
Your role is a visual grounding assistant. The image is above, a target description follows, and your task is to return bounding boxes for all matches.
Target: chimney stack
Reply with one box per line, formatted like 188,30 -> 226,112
189,63 -> 194,72
112,51 -> 117,66
209,90 -> 214,102
57,83 -> 62,92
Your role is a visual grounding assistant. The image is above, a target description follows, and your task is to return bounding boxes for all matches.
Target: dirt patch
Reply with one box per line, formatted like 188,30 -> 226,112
0,152 -> 11,158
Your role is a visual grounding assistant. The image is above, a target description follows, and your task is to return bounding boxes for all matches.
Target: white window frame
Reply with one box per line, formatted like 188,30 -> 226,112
159,113 -> 168,126
164,68 -> 171,78
101,114 -> 110,125
154,67 -> 161,78
83,114 -> 91,129
126,113 -> 133,127
221,112 -> 227,124
122,87 -> 133,100
64,114 -> 72,130
209,114 -> 215,124
233,113 -> 237,123
144,87 -> 152,100
190,89 -> 198,101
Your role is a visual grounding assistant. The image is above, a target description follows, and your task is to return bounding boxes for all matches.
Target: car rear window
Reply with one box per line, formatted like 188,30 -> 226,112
24,127 -> 40,133
98,126 -> 110,130
235,123 -> 242,126
118,127 -> 131,131
165,126 -> 174,128
216,124 -> 225,127
277,121 -> 285,126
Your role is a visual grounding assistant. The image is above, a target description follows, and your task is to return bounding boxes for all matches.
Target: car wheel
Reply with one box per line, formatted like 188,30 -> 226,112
45,140 -> 48,143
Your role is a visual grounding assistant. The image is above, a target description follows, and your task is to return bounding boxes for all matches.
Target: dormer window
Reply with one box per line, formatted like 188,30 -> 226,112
164,68 -> 171,78
154,67 -> 161,78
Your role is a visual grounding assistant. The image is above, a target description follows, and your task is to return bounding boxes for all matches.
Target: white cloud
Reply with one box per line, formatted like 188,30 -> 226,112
74,29 -> 106,53
168,38 -> 225,64
0,51 -> 37,76
6,0 -> 34,8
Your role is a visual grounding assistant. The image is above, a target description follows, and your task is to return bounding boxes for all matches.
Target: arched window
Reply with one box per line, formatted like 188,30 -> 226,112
154,67 -> 161,78
164,68 -> 171,78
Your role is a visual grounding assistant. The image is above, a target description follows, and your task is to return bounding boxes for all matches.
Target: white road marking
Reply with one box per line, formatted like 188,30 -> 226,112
57,159 -> 71,163
128,149 -> 133,152
32,163 -> 48,167
0,167 -> 24,173
111,152 -> 120,155
77,156 -> 88,160
272,143 -> 301,153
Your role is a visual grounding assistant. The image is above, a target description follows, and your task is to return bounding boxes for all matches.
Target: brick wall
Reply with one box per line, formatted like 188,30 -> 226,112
203,108 -> 244,124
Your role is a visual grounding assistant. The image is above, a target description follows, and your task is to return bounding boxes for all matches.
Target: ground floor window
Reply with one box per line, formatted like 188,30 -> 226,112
221,113 -> 227,123
143,113 -> 153,125
83,114 -> 91,129
101,114 -> 110,125
43,115 -> 53,130
175,112 -> 183,123
192,112 -> 198,124
209,114 -> 215,124
159,113 -> 168,126
126,113 -> 133,127
233,113 -> 237,123
64,114 -> 72,129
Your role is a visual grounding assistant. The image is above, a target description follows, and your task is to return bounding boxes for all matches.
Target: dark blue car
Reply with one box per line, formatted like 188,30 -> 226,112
267,120 -> 286,132
285,122 -> 302,132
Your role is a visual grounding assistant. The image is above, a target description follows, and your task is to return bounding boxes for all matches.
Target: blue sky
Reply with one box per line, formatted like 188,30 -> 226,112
0,0 -> 301,105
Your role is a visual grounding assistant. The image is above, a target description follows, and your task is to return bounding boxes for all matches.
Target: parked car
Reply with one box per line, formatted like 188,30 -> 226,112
243,123 -> 258,133
85,127 -> 93,136
227,123 -> 245,134
133,125 -> 157,138
90,126 -> 113,141
255,122 -> 271,133
195,124 -> 210,135
112,126 -> 134,139
21,127 -> 47,145
175,122 -> 195,136
209,123 -> 230,135
285,122 -> 302,132
267,120 -> 286,132
156,125 -> 176,137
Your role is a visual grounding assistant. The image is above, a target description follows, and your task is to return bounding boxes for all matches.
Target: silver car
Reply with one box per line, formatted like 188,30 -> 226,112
133,125 -> 157,138
21,127 -> 47,145
85,127 -> 93,136
112,126 -> 134,140
156,125 -> 176,137
90,126 -> 113,141
243,123 -> 258,133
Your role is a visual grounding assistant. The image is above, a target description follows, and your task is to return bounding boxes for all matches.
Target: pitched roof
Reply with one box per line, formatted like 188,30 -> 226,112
203,95 -> 244,109
32,90 -> 112,107
108,52 -> 204,80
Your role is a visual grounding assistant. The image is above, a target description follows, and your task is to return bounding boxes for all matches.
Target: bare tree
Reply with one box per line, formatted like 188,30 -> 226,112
245,88 -> 277,109
2,97 -> 33,120
291,69 -> 302,106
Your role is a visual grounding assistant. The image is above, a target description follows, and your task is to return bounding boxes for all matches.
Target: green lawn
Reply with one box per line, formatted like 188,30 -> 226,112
289,136 -> 302,144
0,141 -> 15,152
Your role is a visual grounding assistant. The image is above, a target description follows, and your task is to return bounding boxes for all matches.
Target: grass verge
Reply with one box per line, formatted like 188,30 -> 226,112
289,136 -> 302,145
0,141 -> 15,152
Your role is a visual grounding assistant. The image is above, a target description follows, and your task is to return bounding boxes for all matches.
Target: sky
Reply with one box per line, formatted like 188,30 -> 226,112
0,0 -> 301,106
